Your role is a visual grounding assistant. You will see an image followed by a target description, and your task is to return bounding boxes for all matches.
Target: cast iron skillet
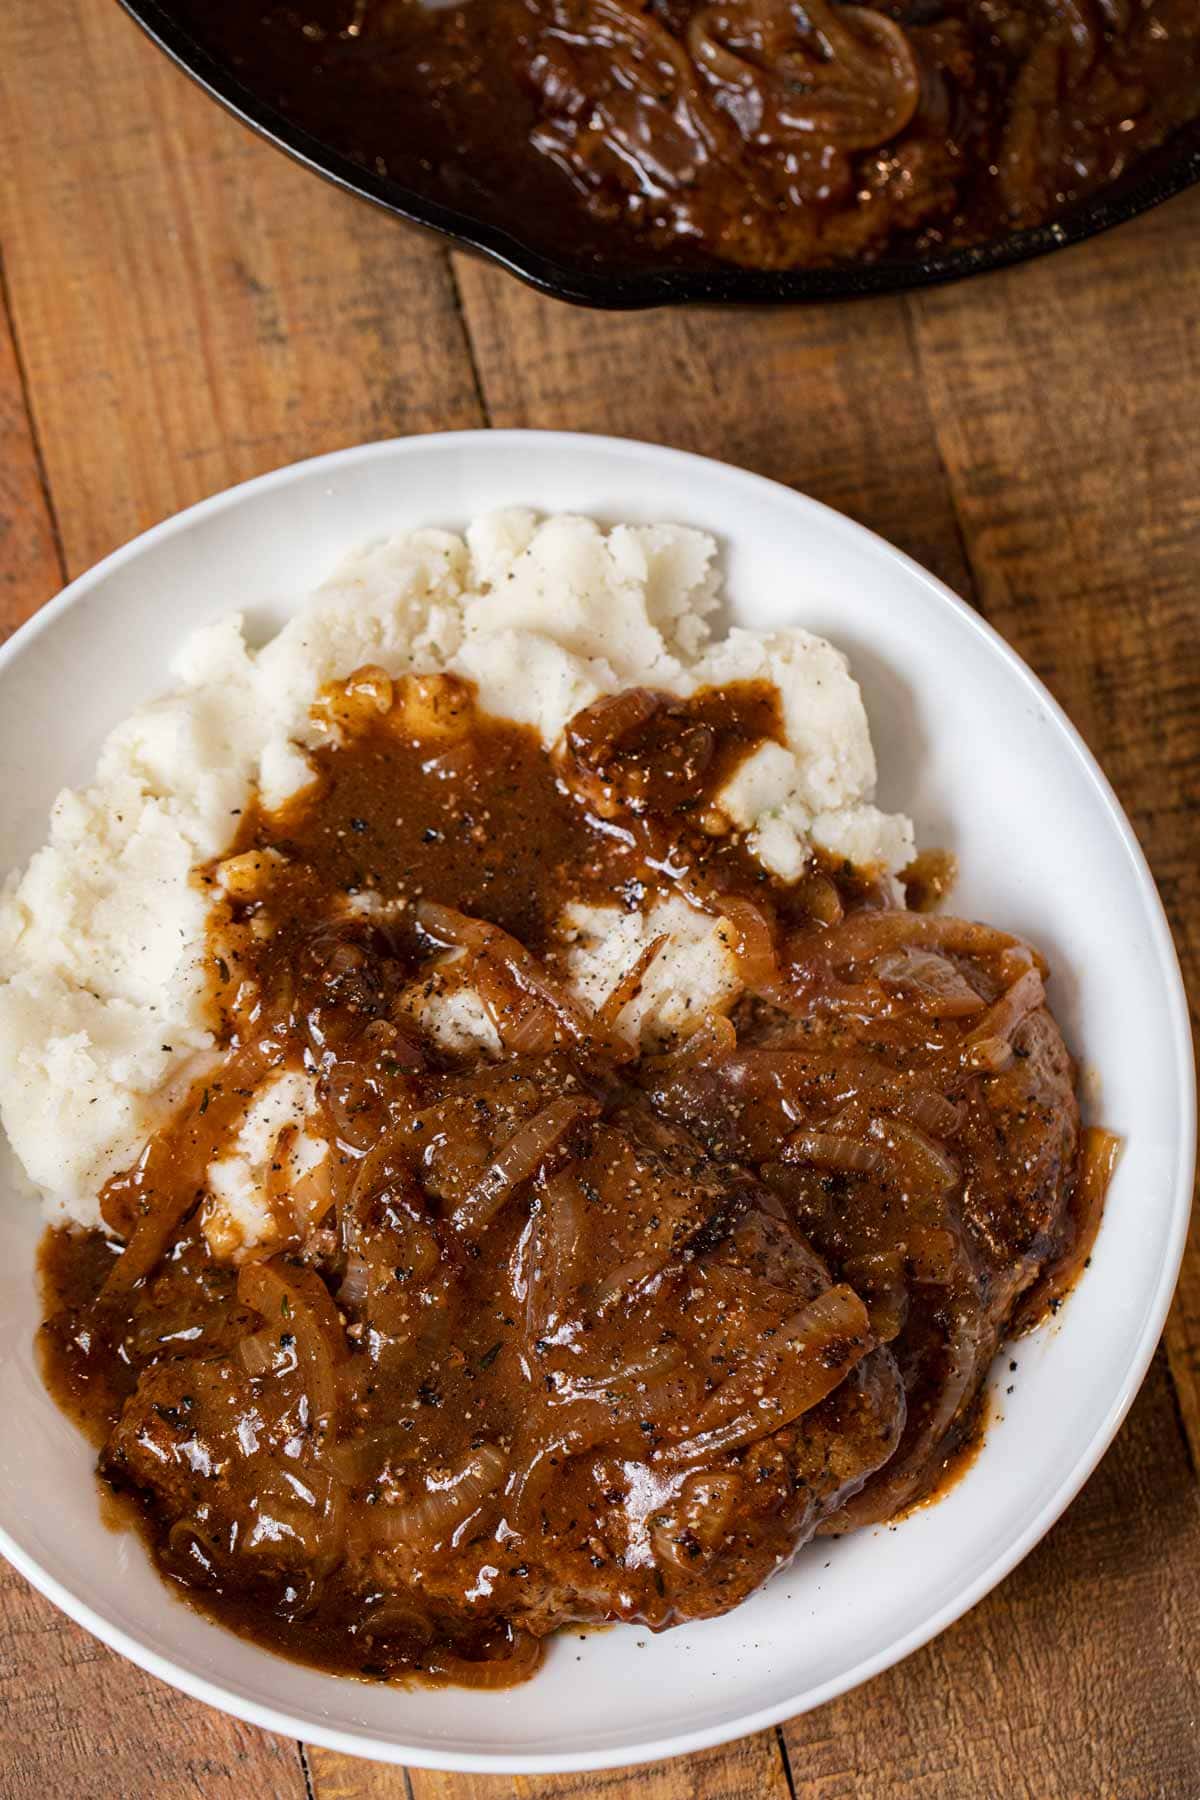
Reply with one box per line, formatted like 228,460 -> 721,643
118,0 -> 1200,310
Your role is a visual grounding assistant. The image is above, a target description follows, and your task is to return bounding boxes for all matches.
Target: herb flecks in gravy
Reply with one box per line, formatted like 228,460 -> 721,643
39,672 -> 1111,1687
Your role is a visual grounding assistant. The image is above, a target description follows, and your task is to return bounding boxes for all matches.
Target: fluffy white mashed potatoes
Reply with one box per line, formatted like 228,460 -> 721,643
0,511 -> 912,1237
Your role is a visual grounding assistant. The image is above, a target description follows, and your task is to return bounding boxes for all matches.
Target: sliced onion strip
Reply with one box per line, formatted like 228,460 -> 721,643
795,910 -> 1025,972
783,1129 -> 886,1176
874,948 -> 986,1018
594,935 -> 667,1033
237,1327 -> 284,1378
358,1443 -> 507,1551
454,1097 -> 598,1239
238,1256 -> 346,1432
417,901 -> 591,1046
869,1115 -> 960,1194
421,1630 -> 543,1689
964,966 -> 1046,1066
658,1284 -> 872,1468
714,895 -> 778,988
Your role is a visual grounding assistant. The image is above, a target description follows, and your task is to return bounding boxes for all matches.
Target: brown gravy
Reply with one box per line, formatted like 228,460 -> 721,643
166,0 -> 1200,272
38,670 -> 1107,1686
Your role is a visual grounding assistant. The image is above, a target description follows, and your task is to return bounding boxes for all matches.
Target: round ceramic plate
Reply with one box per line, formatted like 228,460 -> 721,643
0,432 -> 1191,1773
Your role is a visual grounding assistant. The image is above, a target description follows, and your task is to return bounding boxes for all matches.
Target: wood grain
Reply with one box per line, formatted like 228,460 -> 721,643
0,1555 -> 308,1800
0,276 -> 61,632
451,254 -> 973,599
905,191 -> 1200,1468
308,1727 -> 791,1799
0,0 -> 483,581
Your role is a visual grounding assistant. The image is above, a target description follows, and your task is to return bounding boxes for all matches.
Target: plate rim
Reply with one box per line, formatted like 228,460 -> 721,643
0,429 -> 1192,1773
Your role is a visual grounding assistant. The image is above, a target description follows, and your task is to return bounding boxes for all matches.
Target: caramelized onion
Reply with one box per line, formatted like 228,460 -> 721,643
828,1288 -> 986,1531
338,1250 -> 371,1308
100,1046 -> 277,1304
963,1035 -> 1013,1073
472,953 -> 561,1055
906,1222 -> 965,1286
360,1596 -> 436,1644
524,1169 -> 588,1338
551,1340 -> 687,1410
1016,1126 -> 1121,1328
416,900 -> 499,950
594,934 -> 667,1033
659,1283 -> 872,1467
841,1247 -> 908,1343
418,901 -> 592,1047
244,1459 -> 347,1575
360,1444 -> 507,1550
874,948 -> 985,1018
587,1251 -> 671,1316
870,1116 -> 960,1195
783,1129 -> 885,1176
714,895 -> 777,987
99,1143 -> 196,1301
326,1424 -> 420,1486
421,1629 -> 543,1688
687,0 -> 920,152
796,911 -> 1025,971
454,1096 -> 598,1238
324,1064 -> 384,1151
650,1469 -> 743,1568
165,1518 -> 223,1584
564,686 -> 664,771
964,967 -> 1046,1064
237,1327 -> 286,1378
290,1152 -> 335,1231
900,849 -> 958,914
642,1012 -> 738,1079
718,1046 -> 905,1116
892,1090 -> 965,1139
534,0 -> 738,182
1080,1127 -> 1121,1226
801,871 -> 844,927
238,1256 -> 346,1431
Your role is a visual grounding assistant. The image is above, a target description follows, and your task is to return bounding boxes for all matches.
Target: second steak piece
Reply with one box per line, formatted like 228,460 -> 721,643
641,909 -> 1081,1526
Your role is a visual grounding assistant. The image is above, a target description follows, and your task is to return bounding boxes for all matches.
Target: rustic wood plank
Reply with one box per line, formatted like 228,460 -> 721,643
0,1555 -> 308,1800
905,189 -> 1200,1468
308,1726 -> 791,1799
781,1352 -> 1200,1800
0,275 -> 61,632
0,0 -> 484,581
450,253 -> 973,600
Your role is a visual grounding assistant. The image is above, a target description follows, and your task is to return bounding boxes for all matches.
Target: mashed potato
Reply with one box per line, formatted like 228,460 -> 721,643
0,512 -> 912,1231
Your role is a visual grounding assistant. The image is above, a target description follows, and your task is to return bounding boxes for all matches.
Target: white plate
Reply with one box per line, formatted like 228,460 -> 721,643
0,432 -> 1191,1774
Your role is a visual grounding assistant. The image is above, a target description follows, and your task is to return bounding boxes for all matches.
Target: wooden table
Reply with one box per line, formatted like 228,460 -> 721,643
1,3 -> 1198,1795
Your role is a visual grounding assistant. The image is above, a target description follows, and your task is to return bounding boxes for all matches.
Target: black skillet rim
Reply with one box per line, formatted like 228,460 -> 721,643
117,0 -> 1200,311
